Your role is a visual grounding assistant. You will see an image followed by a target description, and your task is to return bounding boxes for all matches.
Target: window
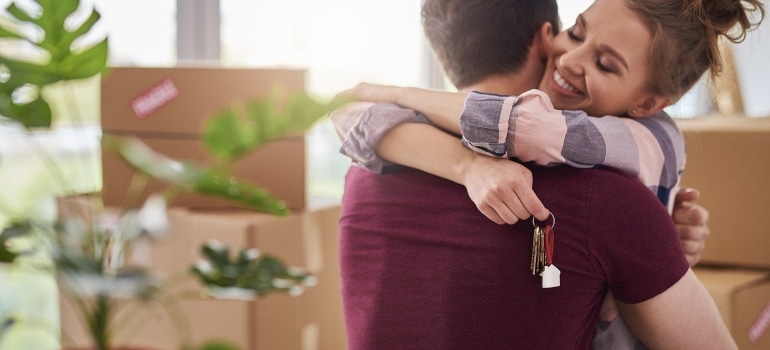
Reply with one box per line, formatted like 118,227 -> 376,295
220,0 -> 424,198
92,0 -> 176,66
733,15 -> 770,118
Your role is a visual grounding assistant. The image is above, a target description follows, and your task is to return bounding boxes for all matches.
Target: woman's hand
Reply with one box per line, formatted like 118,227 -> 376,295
461,155 -> 549,225
672,187 -> 710,266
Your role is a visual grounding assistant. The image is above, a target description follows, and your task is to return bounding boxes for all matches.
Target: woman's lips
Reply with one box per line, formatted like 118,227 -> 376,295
551,69 -> 583,96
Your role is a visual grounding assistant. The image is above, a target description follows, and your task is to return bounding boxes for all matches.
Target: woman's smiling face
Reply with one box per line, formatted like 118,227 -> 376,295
538,0 -> 655,117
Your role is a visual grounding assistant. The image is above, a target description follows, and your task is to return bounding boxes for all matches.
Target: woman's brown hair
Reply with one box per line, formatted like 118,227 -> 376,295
626,0 -> 765,102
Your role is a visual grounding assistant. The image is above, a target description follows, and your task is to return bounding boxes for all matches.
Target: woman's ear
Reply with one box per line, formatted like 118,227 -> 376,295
535,22 -> 554,60
628,96 -> 670,118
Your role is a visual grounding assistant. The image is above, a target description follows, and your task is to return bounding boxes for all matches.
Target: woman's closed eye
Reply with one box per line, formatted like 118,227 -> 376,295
567,28 -> 582,42
567,28 -> 615,74
596,57 -> 614,73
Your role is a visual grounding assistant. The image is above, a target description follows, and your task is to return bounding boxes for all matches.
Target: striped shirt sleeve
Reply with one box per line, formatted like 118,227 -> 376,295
331,102 -> 430,174
460,89 -> 686,211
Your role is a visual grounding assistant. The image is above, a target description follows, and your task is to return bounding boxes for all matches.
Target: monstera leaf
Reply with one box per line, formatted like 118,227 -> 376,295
0,0 -> 108,128
203,91 -> 352,160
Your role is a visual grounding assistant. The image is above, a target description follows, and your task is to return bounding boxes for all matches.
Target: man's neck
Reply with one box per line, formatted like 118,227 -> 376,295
458,50 -> 546,96
459,69 -> 541,96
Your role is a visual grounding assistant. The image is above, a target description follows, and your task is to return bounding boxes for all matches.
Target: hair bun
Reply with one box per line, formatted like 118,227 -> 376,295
684,0 -> 765,42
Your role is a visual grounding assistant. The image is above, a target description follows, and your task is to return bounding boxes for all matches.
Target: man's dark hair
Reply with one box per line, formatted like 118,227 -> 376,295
422,0 -> 560,89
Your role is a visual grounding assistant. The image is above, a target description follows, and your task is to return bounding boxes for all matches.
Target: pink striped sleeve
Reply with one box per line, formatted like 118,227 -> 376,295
623,119 -> 666,188
511,90 -> 568,165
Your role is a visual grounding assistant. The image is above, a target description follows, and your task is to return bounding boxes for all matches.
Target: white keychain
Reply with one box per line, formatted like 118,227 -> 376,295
542,264 -> 561,288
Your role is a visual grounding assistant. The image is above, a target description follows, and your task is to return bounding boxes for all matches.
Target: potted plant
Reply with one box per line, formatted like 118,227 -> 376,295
0,0 -> 346,349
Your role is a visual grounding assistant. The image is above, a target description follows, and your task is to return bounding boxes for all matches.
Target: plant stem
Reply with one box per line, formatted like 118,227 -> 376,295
111,299 -> 159,345
61,80 -> 96,192
112,289 -> 200,347
88,294 -> 111,350
154,295 -> 194,348
122,172 -> 150,215
26,130 -> 75,196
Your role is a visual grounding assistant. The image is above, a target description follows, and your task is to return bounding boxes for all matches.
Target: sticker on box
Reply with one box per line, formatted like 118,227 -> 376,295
130,78 -> 179,119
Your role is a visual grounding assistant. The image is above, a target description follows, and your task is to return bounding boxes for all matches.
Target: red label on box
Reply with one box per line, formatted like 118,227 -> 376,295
749,301 -> 770,344
130,78 -> 179,119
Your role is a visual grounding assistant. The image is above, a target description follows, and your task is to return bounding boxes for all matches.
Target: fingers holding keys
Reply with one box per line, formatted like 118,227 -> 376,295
464,157 -> 549,225
509,176 -> 549,222
480,191 -> 534,225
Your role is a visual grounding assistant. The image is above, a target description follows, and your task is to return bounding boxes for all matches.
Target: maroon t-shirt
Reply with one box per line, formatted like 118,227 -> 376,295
339,164 -> 688,350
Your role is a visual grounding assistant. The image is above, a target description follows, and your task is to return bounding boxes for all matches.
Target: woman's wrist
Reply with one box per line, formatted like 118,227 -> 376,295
455,148 -> 483,186
393,86 -> 410,105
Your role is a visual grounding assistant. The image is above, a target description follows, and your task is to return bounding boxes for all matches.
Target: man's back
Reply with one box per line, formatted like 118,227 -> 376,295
339,164 -> 688,349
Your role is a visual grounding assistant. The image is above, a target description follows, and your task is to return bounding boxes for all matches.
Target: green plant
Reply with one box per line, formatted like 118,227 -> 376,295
0,0 -> 107,129
0,0 -> 346,349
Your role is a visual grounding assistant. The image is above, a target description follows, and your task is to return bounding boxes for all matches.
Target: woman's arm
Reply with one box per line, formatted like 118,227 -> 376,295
377,122 -> 549,224
460,89 -> 686,210
329,101 -> 549,224
340,83 -> 686,211
337,83 -> 467,135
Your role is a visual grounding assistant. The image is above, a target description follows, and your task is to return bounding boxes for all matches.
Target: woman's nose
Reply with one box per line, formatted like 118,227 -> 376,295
558,47 -> 585,77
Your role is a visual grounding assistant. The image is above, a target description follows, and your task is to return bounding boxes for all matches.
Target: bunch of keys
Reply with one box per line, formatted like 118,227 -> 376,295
530,212 -> 560,288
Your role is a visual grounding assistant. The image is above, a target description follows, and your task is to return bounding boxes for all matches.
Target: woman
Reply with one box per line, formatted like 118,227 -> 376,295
336,0 -> 764,224
335,0 -> 763,349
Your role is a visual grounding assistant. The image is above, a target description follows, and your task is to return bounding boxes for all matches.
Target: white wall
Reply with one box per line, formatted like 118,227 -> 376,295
733,14 -> 770,118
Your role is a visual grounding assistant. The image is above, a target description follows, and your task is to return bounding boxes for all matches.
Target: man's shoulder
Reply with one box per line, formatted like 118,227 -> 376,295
531,163 -> 645,187
344,165 -> 465,199
342,165 -> 493,227
531,165 -> 664,210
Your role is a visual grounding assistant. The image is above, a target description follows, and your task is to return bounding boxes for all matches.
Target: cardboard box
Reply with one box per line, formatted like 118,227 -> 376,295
300,203 -> 348,350
101,66 -> 308,210
678,117 -> 770,268
60,201 -> 347,350
694,267 -> 770,349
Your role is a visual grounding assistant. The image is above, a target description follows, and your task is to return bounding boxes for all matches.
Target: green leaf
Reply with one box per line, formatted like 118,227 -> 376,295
0,94 -> 52,128
0,237 -> 19,263
60,38 -> 109,80
6,3 -> 35,24
202,91 -> 352,160
58,8 -> 101,49
190,170 -> 288,215
192,242 -> 312,297
195,340 -> 241,350
1,59 -> 60,86
202,108 -> 258,159
0,0 -> 107,129
103,135 -> 192,185
201,241 -> 230,267
105,135 -> 290,215
0,222 -> 32,263
1,222 -> 32,239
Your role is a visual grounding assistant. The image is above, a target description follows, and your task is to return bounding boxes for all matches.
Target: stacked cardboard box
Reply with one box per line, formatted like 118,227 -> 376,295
678,117 -> 770,347
692,267 -> 770,349
61,67 -> 349,349
678,117 -> 770,268
100,66 -> 308,210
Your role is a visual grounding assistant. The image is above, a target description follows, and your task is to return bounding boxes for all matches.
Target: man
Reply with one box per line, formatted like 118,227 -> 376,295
337,0 -> 719,349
